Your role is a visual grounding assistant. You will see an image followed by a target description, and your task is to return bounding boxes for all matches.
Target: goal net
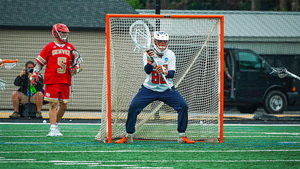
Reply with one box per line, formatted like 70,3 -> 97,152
96,14 -> 224,143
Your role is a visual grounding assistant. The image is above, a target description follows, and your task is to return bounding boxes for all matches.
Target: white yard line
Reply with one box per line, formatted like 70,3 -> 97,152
0,159 -> 300,163
0,149 -> 299,154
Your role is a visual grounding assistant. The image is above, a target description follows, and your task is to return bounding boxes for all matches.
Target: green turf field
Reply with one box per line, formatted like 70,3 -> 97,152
0,123 -> 299,169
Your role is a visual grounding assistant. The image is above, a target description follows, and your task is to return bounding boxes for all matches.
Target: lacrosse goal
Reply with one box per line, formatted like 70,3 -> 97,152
95,14 -> 224,143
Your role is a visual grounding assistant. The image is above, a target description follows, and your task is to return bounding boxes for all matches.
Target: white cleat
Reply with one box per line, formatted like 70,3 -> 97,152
56,128 -> 63,136
46,128 -> 63,137
46,128 -> 57,137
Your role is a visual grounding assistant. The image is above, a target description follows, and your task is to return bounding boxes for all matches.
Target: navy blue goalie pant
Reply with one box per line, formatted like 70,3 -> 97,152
126,85 -> 188,134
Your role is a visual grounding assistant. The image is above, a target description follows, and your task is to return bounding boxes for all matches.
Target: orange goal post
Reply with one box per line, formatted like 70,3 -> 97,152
96,14 -> 224,143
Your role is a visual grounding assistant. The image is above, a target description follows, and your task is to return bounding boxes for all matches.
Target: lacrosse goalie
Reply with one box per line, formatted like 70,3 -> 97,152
31,23 -> 82,137
115,31 -> 195,144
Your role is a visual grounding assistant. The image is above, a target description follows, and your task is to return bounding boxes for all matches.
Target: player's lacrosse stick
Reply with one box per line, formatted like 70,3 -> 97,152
0,59 -> 18,70
0,79 -> 7,91
271,67 -> 300,80
70,50 -> 83,104
129,20 -> 173,92
0,59 -> 18,91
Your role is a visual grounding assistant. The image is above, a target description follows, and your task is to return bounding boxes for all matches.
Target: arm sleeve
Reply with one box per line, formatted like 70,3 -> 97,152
144,64 -> 153,74
33,62 -> 43,73
166,70 -> 175,78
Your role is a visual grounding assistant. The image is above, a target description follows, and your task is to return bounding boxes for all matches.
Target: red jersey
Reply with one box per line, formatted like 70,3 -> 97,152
36,42 -> 75,86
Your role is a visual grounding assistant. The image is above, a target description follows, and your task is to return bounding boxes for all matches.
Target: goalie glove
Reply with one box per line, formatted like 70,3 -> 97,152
146,48 -> 155,66
156,65 -> 168,76
30,72 -> 39,86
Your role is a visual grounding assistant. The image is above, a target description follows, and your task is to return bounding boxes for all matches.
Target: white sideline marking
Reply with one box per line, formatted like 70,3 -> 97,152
3,142 -> 53,144
225,132 -> 300,134
225,124 -> 300,126
0,149 -> 299,154
265,133 -> 300,135
0,159 -> 300,163
0,159 -> 35,161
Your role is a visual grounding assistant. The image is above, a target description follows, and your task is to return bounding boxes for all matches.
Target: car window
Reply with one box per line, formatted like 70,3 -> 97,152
238,52 -> 262,70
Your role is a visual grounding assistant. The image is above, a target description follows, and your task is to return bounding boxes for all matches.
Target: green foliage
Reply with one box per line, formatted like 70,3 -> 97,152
188,1 -> 206,10
127,0 -> 144,9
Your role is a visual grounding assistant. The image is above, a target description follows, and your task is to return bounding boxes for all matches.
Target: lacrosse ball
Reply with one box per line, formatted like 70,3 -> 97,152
43,120 -> 47,123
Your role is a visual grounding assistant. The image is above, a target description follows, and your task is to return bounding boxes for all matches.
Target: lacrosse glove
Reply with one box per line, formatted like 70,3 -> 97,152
70,65 -> 82,76
30,72 -> 39,86
146,48 -> 155,66
156,65 -> 168,76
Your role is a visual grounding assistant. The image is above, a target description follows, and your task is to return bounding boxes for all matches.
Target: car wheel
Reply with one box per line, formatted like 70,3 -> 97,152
237,105 -> 258,114
264,90 -> 287,114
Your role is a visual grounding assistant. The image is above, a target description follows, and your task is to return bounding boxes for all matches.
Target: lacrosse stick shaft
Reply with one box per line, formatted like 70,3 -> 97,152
286,71 -> 300,80
71,77 -> 74,104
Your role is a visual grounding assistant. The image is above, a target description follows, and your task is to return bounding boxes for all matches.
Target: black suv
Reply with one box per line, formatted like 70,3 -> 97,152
224,47 -> 298,114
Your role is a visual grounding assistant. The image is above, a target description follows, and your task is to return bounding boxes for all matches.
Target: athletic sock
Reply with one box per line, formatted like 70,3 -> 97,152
50,125 -> 56,129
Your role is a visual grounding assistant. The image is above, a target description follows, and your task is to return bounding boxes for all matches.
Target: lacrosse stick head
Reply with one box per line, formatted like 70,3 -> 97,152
4,62 -> 18,70
271,67 -> 288,78
0,59 -> 18,70
153,31 -> 169,56
129,20 -> 151,53
71,50 -> 83,67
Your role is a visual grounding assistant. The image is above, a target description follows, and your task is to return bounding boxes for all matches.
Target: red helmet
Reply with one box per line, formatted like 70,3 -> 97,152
52,23 -> 70,44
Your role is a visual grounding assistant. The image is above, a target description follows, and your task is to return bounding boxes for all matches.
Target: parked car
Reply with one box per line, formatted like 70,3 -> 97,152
224,47 -> 298,114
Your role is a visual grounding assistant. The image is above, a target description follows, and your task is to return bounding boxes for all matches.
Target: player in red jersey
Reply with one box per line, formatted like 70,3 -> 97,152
31,23 -> 82,136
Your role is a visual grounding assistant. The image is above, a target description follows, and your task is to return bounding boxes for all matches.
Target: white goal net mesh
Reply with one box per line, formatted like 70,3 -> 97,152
96,15 -> 223,142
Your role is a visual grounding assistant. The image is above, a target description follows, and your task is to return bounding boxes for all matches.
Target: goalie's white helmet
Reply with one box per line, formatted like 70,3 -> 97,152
153,31 -> 169,55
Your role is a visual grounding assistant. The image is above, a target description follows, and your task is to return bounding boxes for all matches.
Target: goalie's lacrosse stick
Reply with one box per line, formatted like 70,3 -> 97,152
129,20 -> 173,92
0,59 -> 19,70
70,50 -> 83,104
271,67 -> 300,80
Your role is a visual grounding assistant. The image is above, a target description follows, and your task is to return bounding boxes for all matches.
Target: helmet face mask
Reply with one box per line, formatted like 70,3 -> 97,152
52,23 -> 70,44
153,31 -> 169,55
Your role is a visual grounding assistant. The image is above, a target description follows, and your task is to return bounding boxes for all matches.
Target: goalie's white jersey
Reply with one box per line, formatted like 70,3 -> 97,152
142,49 -> 175,92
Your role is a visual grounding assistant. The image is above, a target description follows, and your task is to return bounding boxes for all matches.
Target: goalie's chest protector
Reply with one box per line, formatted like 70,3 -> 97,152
143,50 -> 175,92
